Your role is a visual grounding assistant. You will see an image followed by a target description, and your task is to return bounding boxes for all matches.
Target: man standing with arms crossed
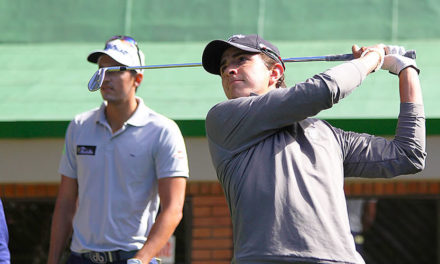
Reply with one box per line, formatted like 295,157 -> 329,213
202,34 -> 426,264
48,36 -> 189,264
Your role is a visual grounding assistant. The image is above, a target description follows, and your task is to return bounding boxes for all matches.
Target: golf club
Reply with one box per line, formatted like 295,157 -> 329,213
88,50 -> 416,92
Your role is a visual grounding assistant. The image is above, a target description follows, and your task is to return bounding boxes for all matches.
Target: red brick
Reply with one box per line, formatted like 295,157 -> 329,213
395,182 -> 406,194
363,182 -> 373,195
193,196 -> 227,206
408,182 -> 418,194
192,249 -> 211,259
0,184 -> 62,198
200,183 -> 211,195
384,182 -> 395,195
2,184 -> 15,197
193,206 -> 211,217
25,185 -> 37,197
212,249 -> 233,259
429,182 -> 440,194
187,182 -> 200,195
352,183 -> 362,195
210,183 -> 224,195
212,206 -> 230,217
344,183 -> 351,195
192,228 -> 212,238
374,182 -> 384,195
212,228 -> 232,238
34,184 -> 48,197
46,184 -> 59,197
418,181 -> 428,194
192,239 -> 233,249
15,184 -> 26,197
193,216 -> 231,227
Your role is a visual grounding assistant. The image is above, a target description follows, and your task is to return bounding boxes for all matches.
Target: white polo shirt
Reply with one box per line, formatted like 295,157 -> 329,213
59,97 -> 189,252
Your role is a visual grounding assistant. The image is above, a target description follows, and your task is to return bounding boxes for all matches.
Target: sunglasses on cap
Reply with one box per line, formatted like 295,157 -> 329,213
258,44 -> 285,70
105,35 -> 142,66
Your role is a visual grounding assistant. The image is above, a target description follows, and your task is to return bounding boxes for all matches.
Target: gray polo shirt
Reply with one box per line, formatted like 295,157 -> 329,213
206,61 -> 426,264
59,97 -> 189,252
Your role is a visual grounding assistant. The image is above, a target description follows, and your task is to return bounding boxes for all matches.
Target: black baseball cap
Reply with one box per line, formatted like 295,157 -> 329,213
202,34 -> 285,75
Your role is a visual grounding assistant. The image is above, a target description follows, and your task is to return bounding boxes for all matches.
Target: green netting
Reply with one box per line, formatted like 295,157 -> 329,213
1,39 -> 439,122
1,0 -> 439,123
1,0 -> 440,43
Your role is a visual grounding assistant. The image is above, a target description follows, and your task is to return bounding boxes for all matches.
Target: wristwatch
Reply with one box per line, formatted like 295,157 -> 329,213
127,258 -> 143,264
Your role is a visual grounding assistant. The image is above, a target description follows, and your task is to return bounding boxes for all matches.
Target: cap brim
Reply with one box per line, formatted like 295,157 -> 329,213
87,50 -> 106,63
202,40 -> 260,75
87,49 -> 133,66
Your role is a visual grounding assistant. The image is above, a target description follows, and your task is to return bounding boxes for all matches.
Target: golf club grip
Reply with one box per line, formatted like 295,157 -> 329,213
326,50 -> 416,61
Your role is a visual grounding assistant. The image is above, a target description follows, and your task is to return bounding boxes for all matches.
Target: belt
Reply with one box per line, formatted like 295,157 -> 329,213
72,250 -> 137,263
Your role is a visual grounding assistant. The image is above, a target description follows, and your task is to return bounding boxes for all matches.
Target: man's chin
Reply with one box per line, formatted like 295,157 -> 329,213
100,93 -> 115,102
226,86 -> 249,98
228,92 -> 250,99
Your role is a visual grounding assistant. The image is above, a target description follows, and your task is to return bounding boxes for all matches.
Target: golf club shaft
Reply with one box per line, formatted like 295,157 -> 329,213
284,50 -> 416,62
105,50 -> 416,71
88,49 -> 417,91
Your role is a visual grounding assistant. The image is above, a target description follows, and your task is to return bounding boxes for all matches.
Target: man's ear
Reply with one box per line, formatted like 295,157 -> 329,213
269,63 -> 284,87
134,73 -> 143,87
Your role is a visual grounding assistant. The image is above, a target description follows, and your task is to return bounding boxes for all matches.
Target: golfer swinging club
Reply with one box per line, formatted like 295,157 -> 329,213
202,34 -> 426,264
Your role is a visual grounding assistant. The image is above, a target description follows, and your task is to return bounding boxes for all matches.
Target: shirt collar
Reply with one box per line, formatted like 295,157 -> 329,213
95,96 -> 152,127
127,97 -> 151,127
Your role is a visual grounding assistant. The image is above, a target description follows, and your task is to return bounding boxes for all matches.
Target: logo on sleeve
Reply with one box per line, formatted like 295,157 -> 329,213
77,145 -> 96,155
172,150 -> 186,160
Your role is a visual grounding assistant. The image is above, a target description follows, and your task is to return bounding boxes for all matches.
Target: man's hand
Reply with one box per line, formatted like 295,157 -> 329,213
352,44 -> 408,59
381,54 -> 420,75
127,258 -> 143,264
352,44 -> 386,73
352,44 -> 386,59
385,45 -> 407,56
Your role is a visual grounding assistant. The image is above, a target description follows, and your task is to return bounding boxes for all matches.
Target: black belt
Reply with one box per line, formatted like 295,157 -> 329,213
72,250 -> 137,263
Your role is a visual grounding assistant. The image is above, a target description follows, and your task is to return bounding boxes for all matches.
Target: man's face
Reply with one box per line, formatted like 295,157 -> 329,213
97,55 -> 140,103
220,47 -> 271,99
219,47 -> 273,99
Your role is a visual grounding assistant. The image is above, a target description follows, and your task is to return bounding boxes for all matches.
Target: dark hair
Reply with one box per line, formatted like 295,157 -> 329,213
129,70 -> 138,77
260,54 -> 286,88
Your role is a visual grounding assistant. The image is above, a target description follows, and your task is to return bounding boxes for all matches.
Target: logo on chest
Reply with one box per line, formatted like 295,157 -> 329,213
77,145 -> 96,155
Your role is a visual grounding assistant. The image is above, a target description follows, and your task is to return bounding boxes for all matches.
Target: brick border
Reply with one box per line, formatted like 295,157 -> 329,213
2,180 -> 439,199
0,183 -> 59,198
1,180 -> 439,263
186,182 -> 233,264
344,180 -> 440,197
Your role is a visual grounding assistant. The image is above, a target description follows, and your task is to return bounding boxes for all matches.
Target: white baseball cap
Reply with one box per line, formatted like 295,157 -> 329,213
87,35 -> 145,73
